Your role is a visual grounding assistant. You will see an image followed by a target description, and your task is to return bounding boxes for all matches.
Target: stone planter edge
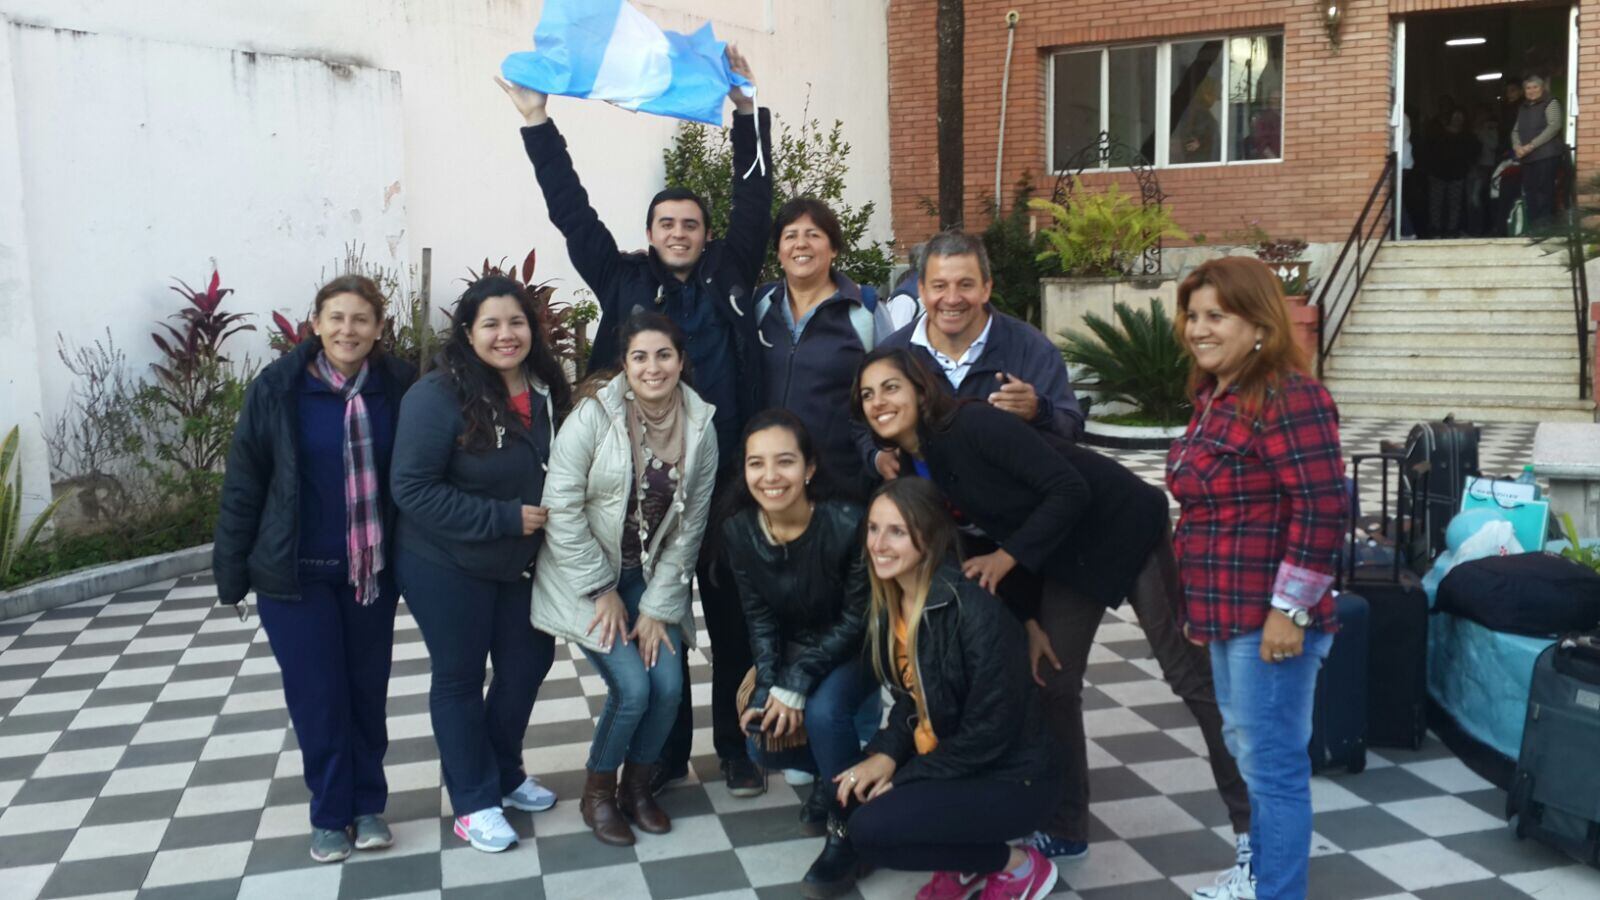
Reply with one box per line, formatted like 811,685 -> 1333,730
0,543 -> 213,621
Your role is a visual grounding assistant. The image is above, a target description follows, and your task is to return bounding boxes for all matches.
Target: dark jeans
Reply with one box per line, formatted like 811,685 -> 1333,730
582,566 -> 684,771
1036,533 -> 1251,840
258,580 -> 398,831
1523,154 -> 1560,229
397,549 -> 556,815
662,552 -> 752,768
1428,175 -> 1466,237
849,775 -> 1062,874
746,658 -> 878,785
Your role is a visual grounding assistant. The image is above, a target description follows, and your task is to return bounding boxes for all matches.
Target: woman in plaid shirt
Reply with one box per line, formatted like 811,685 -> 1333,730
1166,257 -> 1345,900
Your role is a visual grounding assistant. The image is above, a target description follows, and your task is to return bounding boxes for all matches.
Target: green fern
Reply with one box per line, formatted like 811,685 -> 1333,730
1028,181 -> 1188,278
1059,299 -> 1192,426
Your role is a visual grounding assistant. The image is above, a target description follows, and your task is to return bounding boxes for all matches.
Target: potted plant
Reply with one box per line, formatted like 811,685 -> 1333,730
1059,298 -> 1193,449
1235,226 -> 1319,361
1029,181 -> 1188,347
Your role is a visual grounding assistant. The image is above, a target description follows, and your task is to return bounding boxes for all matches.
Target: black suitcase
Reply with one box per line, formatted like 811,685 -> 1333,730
1309,591 -> 1369,774
1401,416 -> 1480,566
1346,447 -> 1430,750
1508,634 -> 1600,867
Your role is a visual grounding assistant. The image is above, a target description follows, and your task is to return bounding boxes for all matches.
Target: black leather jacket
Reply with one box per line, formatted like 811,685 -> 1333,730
864,560 -> 1054,787
722,499 -> 869,710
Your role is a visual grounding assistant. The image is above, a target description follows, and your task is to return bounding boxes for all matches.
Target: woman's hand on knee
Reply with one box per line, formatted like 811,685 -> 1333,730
630,614 -> 676,669
587,591 -> 629,653
835,752 -> 896,806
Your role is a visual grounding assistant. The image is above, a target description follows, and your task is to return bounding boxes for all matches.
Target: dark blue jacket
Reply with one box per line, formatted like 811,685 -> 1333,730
521,110 -> 773,470
755,274 -> 875,490
213,340 -> 416,605
390,370 -> 554,582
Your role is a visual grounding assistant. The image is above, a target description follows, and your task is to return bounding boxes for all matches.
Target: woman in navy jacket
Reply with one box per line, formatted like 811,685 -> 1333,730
214,275 -> 416,863
390,275 -> 572,854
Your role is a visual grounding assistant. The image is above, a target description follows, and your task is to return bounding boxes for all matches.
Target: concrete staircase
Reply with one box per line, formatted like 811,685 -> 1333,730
1322,239 -> 1594,423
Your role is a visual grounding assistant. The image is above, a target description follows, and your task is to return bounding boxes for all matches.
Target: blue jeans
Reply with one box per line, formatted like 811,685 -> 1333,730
1210,628 -> 1334,900
582,567 -> 684,772
747,657 -> 878,786
397,549 -> 556,816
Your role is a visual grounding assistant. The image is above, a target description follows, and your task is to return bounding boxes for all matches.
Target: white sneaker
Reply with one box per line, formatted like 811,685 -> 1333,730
1191,863 -> 1255,900
502,775 -> 558,812
783,768 -> 815,786
454,807 -> 518,853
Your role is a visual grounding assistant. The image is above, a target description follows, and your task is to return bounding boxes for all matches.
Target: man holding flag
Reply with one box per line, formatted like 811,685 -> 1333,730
499,23 -> 771,800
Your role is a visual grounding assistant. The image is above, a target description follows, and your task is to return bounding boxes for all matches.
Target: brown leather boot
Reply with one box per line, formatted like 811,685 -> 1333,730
580,768 -> 635,847
617,762 -> 672,834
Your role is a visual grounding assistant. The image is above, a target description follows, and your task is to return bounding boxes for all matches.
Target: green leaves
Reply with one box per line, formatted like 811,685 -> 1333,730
1028,181 -> 1188,278
1,426 -> 72,584
1059,299 -> 1191,426
1558,512 -> 1600,574
663,112 -> 893,288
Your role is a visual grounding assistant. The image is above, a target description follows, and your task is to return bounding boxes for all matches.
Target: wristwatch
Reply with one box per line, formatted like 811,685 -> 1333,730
1270,596 -> 1312,628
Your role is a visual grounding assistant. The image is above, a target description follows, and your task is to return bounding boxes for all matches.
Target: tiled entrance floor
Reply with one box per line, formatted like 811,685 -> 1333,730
2,418 -> 1596,899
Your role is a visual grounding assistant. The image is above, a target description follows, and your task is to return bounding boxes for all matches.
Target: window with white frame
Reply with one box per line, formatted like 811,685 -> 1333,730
1050,32 -> 1284,171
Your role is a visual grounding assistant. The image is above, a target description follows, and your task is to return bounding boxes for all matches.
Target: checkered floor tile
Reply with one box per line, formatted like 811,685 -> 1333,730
2,418 -> 1596,899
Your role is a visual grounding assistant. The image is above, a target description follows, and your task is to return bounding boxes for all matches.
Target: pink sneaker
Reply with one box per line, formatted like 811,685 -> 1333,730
979,847 -> 1058,900
917,870 -> 981,900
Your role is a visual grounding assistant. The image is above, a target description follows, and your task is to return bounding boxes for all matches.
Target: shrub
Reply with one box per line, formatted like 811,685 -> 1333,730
981,175 -> 1047,326
1059,299 -> 1192,426
663,108 -> 893,289
1029,182 -> 1188,278
2,426 -> 71,585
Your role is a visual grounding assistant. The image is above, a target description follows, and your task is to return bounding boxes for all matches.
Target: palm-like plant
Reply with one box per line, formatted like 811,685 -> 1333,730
1059,299 -> 1192,426
2,426 -> 71,583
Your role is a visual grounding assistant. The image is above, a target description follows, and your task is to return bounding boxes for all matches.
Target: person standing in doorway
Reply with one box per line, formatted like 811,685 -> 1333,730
215,275 -> 416,863
1514,74 -> 1565,230
500,48 -> 773,797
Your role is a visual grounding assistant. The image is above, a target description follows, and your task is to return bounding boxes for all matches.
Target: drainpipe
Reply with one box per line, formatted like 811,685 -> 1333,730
994,11 -> 1020,206
1591,301 -> 1598,410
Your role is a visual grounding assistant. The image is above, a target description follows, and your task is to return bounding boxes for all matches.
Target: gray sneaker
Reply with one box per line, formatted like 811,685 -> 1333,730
310,827 -> 352,863
353,814 -> 394,850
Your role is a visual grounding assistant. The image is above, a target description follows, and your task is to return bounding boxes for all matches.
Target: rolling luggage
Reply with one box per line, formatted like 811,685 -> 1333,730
1401,416 -> 1480,566
1346,447 -> 1430,750
1508,633 -> 1600,867
1309,591 -> 1369,774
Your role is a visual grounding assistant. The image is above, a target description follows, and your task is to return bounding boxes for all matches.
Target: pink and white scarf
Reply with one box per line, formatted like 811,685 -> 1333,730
314,352 -> 383,606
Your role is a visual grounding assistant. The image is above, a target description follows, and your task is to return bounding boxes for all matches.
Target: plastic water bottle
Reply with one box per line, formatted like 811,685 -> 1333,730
1516,465 -> 1541,499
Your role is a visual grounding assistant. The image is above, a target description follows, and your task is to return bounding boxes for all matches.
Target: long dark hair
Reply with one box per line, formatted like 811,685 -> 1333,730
849,347 -> 960,453
442,275 -> 572,451
575,310 -> 695,402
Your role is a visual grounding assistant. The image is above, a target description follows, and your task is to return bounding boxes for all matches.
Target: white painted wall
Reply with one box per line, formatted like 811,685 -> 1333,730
0,0 -> 894,522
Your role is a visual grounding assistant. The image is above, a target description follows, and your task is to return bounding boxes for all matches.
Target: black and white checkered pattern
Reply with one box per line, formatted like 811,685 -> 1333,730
1,418 -> 1595,899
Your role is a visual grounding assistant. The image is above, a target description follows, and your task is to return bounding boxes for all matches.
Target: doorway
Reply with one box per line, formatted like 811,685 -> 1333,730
1395,3 -> 1574,239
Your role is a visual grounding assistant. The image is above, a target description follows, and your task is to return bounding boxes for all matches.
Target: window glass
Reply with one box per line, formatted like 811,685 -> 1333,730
1230,34 -> 1285,161
1169,39 -> 1225,165
1052,51 -> 1101,171
1107,45 -> 1158,166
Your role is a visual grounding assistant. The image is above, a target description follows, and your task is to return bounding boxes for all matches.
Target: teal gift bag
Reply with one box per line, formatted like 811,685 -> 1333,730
1461,477 -> 1549,556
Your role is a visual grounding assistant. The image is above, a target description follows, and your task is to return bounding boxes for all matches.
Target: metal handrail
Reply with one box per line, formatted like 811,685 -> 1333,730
1313,153 -> 1398,379
1563,147 -> 1592,400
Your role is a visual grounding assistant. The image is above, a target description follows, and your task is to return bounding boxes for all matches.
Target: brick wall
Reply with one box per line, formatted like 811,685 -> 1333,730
887,0 -> 1593,251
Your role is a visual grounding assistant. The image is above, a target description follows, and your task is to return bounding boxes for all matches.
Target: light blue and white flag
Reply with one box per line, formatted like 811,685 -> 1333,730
502,0 -> 751,126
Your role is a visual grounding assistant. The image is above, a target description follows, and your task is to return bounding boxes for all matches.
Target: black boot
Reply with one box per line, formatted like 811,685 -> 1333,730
798,781 -> 830,837
799,806 -> 862,899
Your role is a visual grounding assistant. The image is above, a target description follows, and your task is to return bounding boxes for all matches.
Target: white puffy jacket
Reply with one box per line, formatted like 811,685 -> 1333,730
530,374 -> 718,652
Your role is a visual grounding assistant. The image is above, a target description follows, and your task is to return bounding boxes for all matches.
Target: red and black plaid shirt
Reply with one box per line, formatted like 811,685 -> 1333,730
1166,374 -> 1345,642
